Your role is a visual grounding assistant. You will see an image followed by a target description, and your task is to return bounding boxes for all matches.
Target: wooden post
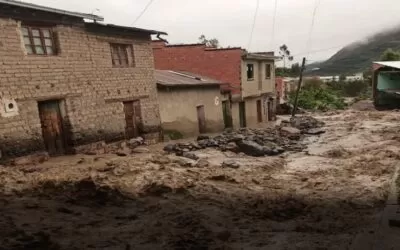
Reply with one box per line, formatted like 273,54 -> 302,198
291,57 -> 306,117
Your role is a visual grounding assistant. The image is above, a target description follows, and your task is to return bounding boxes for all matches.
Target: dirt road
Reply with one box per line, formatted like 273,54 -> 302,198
1,106 -> 400,249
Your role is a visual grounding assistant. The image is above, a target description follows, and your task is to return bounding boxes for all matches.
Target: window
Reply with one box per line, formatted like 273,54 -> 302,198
110,44 -> 131,67
22,26 -> 56,55
265,64 -> 272,79
247,64 -> 254,80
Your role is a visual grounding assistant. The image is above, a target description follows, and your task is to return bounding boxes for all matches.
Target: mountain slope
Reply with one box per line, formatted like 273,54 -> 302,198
307,27 -> 400,75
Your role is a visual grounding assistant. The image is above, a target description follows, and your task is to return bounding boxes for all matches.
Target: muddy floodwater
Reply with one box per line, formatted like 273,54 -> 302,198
1,105 -> 400,249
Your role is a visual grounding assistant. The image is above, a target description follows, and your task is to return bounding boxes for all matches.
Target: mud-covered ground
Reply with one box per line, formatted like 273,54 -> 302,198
1,104 -> 400,250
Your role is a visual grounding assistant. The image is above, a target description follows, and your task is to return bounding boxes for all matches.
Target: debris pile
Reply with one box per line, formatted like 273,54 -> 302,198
287,116 -> 325,132
164,116 -> 325,157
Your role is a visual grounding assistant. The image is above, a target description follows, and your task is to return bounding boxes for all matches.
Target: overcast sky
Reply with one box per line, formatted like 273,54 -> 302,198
29,0 -> 400,64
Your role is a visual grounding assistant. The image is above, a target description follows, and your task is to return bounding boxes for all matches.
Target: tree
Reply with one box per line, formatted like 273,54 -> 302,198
279,44 -> 294,69
291,63 -> 301,76
198,34 -> 219,48
380,48 -> 400,61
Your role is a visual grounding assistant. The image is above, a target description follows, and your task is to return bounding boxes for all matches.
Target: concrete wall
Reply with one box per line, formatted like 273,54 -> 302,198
231,102 -> 240,129
230,97 -> 272,129
158,86 -> 225,136
241,59 -> 275,98
0,18 -> 160,158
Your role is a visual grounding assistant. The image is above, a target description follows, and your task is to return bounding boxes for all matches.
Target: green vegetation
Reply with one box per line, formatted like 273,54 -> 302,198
380,48 -> 400,61
276,63 -> 301,77
198,34 -> 219,48
326,80 -> 371,98
289,79 -> 371,111
289,80 -> 346,111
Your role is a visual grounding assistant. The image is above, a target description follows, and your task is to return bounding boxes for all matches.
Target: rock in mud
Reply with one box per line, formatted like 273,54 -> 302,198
173,157 -> 196,167
197,135 -> 210,141
305,128 -> 326,135
197,139 -> 209,148
236,140 -> 265,157
195,158 -> 210,168
182,152 -> 199,160
151,155 -> 171,164
228,134 -> 246,142
132,147 -> 150,153
206,139 -> 219,147
224,142 -> 239,152
163,144 -> 176,152
222,159 -> 240,169
264,147 -> 284,156
116,149 -> 130,157
127,137 -> 144,148
290,116 -> 325,131
280,127 -> 301,140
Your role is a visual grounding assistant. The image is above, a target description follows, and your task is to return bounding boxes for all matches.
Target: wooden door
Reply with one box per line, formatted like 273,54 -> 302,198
197,105 -> 206,134
222,100 -> 232,128
38,100 -> 65,156
124,101 -> 141,139
256,100 -> 262,123
239,101 -> 246,128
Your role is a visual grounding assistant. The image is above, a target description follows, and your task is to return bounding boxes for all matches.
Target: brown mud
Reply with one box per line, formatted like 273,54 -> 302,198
1,105 -> 400,249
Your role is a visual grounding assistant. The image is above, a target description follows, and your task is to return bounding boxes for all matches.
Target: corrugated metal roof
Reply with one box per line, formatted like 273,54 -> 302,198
373,61 -> 400,70
0,0 -> 104,21
155,70 -> 223,87
85,23 -> 167,35
244,52 -> 281,61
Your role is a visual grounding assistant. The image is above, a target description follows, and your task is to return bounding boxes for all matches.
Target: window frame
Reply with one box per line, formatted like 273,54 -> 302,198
110,43 -> 131,67
265,63 -> 272,79
247,63 -> 254,81
22,26 -> 57,56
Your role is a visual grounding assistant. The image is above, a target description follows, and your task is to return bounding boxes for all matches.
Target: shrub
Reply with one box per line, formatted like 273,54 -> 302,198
289,79 -> 346,111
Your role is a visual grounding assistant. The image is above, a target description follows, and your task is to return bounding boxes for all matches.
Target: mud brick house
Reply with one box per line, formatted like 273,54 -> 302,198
0,0 -> 166,159
155,70 -> 228,137
152,41 -> 279,129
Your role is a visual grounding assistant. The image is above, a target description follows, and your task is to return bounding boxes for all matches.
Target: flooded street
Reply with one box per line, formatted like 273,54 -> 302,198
1,105 -> 400,249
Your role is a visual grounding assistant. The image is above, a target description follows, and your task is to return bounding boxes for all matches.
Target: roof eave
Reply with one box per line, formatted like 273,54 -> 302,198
0,0 -> 104,21
157,83 -> 221,88
243,54 -> 281,61
85,23 -> 167,35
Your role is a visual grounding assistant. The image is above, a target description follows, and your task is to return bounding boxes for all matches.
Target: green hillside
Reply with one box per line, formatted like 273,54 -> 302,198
307,28 -> 400,75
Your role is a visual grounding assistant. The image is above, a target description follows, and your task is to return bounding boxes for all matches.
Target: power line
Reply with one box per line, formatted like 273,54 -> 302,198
292,44 -> 343,57
131,0 -> 156,26
248,0 -> 260,50
270,0 -> 278,49
305,0 -> 322,57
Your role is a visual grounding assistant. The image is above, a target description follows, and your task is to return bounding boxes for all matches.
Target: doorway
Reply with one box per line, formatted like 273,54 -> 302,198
239,101 -> 246,128
123,100 -> 141,139
222,100 -> 232,128
267,101 -> 273,121
38,100 -> 65,156
197,105 -> 206,133
256,100 -> 262,123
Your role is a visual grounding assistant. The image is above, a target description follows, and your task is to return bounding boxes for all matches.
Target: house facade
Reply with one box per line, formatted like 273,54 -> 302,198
0,1 -> 164,158
152,41 -> 278,129
372,61 -> 400,108
155,70 -> 227,137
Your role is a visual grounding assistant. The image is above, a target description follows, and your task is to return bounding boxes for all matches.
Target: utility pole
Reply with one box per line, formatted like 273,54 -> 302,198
291,57 -> 306,117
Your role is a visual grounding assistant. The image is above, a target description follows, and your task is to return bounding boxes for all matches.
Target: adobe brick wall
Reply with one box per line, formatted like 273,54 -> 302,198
152,43 -> 243,94
0,18 -> 161,158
